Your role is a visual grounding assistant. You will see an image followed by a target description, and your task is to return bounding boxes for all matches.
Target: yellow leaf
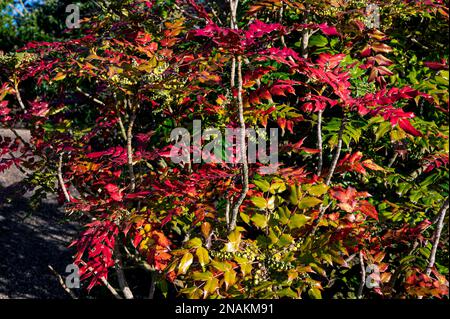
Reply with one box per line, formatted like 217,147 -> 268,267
53,72 -> 66,81
196,246 -> 210,267
177,252 -> 193,275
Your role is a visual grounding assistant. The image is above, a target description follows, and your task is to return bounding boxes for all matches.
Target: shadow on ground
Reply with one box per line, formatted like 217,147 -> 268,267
0,183 -> 80,299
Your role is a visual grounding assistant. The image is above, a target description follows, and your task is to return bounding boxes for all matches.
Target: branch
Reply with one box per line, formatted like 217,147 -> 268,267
229,55 -> 249,233
357,251 -> 366,299
300,8 -> 311,59
114,243 -> 134,299
127,106 -> 137,192
57,153 -> 71,203
425,198 -> 449,276
48,265 -> 77,299
76,87 -> 105,106
117,116 -> 127,141
316,110 -> 323,176
8,3 -> 24,17
14,81 -> 26,111
325,114 -> 347,185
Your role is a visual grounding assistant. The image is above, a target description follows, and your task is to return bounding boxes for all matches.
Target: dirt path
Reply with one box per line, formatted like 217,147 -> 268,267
0,129 -> 79,299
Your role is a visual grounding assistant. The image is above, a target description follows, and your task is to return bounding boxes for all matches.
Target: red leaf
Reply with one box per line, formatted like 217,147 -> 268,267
398,119 -> 422,136
105,183 -> 123,201
358,200 -> 379,220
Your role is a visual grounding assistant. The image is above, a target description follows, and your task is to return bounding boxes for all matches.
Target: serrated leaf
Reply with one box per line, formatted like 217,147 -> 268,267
289,214 -> 311,229
224,269 -> 237,290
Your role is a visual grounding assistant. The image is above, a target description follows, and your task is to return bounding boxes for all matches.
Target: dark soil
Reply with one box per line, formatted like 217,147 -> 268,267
0,129 -> 80,299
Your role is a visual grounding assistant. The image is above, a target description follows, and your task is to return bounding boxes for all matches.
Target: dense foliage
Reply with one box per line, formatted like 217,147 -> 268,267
0,0 -> 448,299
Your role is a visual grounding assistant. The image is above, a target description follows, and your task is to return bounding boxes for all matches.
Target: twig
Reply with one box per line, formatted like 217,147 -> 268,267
229,55 -> 249,233
57,153 -> 71,203
357,251 -> 366,299
127,106 -> 137,192
317,110 -> 323,175
76,87 -> 105,106
425,198 -> 449,276
8,3 -> 24,17
300,8 -> 311,59
225,198 -> 231,228
14,81 -> 26,111
114,242 -> 134,299
325,114 -> 347,185
48,265 -> 77,299
117,116 -> 127,141
387,152 -> 398,168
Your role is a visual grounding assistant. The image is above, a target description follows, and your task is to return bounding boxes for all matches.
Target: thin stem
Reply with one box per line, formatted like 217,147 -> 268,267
425,198 -> 449,276
114,242 -> 134,299
14,81 -> 26,111
357,251 -> 366,299
48,265 -> 77,299
325,114 -> 347,186
57,153 -> 71,203
317,110 -> 323,176
127,107 -> 137,192
229,55 -> 249,233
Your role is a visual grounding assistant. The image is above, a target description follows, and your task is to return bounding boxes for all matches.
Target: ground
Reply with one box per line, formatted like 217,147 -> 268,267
0,129 -> 79,299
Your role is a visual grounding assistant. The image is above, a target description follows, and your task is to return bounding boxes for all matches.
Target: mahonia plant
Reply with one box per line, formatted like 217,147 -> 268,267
0,0 -> 448,299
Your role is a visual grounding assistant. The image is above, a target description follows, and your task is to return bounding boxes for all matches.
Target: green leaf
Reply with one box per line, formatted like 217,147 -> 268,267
196,246 -> 210,266
277,234 -> 294,247
309,34 -> 328,47
298,197 -> 322,209
289,185 -> 299,205
254,179 -> 270,192
186,237 -> 202,248
308,288 -> 322,299
192,271 -> 213,281
251,213 -> 268,229
251,196 -> 267,209
204,277 -> 219,297
277,288 -> 298,298
289,214 -> 311,229
224,269 -> 237,290
308,184 -> 329,196
375,121 -> 391,142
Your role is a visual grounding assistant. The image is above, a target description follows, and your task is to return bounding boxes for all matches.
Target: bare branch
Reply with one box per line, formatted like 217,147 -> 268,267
57,153 -> 71,203
325,114 -> 347,186
48,265 -> 77,299
425,198 -> 449,276
229,55 -> 249,233
127,106 -> 137,192
317,110 -> 323,176
14,81 -> 26,111
357,251 -> 366,299
114,242 -> 134,299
